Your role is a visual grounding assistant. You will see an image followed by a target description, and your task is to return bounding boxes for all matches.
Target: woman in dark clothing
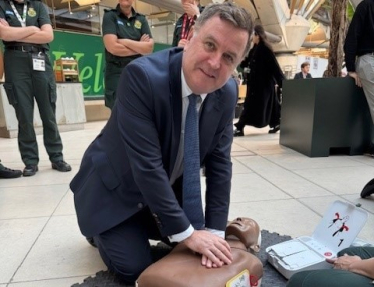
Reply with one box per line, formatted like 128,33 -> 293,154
234,24 -> 284,136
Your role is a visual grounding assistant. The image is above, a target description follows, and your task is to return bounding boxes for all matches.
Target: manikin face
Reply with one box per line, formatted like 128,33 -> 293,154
302,65 -> 310,74
225,217 -> 261,252
182,16 -> 248,95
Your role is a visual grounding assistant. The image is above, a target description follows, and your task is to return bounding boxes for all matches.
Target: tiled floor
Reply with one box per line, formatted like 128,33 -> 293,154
1,122 -> 373,286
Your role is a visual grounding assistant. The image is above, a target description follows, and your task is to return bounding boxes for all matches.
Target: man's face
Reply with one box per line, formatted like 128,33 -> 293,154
119,0 -> 133,9
302,65 -> 310,74
182,16 -> 248,95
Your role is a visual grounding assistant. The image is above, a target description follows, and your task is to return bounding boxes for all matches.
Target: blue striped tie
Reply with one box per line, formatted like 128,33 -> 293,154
183,94 -> 204,230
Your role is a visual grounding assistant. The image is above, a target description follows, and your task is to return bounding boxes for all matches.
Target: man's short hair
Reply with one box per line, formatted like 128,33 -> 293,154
194,2 -> 253,57
301,62 -> 310,69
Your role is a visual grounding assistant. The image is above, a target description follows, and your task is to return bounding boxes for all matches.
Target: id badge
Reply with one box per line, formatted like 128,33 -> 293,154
32,53 -> 46,71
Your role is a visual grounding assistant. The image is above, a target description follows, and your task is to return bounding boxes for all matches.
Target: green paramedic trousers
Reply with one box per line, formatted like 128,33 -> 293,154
3,49 -> 63,165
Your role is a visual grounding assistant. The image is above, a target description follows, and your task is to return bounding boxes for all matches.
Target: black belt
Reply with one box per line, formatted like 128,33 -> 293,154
6,45 -> 46,53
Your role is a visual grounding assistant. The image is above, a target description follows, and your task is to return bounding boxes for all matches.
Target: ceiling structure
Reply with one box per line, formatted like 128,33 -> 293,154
54,0 -> 362,55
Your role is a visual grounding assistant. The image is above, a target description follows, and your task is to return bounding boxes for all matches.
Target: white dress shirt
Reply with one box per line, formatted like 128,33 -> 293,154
168,69 -> 224,242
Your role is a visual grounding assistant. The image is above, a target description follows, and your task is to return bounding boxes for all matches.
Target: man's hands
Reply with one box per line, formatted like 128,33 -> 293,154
348,71 -> 362,87
183,230 -> 233,268
140,34 -> 151,42
0,18 -> 41,42
0,18 -> 9,27
183,3 -> 199,18
178,39 -> 188,47
326,254 -> 362,271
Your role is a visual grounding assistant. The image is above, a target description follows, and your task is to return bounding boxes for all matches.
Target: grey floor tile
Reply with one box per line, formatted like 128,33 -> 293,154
54,190 -> 76,216
231,150 -> 255,157
13,215 -> 106,282
229,199 -> 322,238
230,173 -> 291,203
298,196 -> 346,216
8,276 -> 88,287
342,196 -> 374,214
235,139 -> 289,156
0,218 -> 48,283
349,155 -> 374,167
231,158 -> 253,174
237,156 -> 333,198
231,142 -> 248,152
294,166 -> 374,195
3,119 -> 374,284
0,185 -> 67,220
0,168 -> 75,189
264,153 -> 366,170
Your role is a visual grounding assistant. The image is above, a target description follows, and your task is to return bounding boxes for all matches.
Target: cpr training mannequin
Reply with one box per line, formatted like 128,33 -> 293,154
136,217 -> 263,287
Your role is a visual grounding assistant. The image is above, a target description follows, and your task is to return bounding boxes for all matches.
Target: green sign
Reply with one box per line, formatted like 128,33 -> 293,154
50,30 -> 170,99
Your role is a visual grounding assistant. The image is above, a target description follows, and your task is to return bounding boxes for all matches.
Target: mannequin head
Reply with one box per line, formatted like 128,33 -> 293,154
225,217 -> 261,253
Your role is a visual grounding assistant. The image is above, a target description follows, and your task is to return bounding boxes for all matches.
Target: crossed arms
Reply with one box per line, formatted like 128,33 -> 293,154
103,33 -> 154,57
0,18 -> 53,43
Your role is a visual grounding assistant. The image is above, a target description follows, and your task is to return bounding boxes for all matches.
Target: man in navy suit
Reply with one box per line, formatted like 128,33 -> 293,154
294,61 -> 312,79
70,2 -> 253,284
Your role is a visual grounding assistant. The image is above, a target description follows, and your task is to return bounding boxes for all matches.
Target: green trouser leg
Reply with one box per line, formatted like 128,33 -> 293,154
104,62 -> 126,110
287,247 -> 374,287
4,50 -> 63,165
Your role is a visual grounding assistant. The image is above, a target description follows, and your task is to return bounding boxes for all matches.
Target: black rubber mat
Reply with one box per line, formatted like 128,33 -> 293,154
71,230 -> 292,287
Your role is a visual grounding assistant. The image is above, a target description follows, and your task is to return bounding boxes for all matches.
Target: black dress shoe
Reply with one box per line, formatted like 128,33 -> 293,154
361,178 -> 374,198
233,128 -> 244,137
86,237 -> 97,248
23,165 -> 38,177
0,166 -> 22,178
269,125 -> 280,134
52,161 -> 72,172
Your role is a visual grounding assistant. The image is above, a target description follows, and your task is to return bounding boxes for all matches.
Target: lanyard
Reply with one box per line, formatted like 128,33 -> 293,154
181,14 -> 194,40
10,1 -> 27,27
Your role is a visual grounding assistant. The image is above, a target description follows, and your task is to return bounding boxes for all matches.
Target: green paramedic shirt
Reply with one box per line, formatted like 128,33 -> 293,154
0,0 -> 51,50
102,5 -> 152,64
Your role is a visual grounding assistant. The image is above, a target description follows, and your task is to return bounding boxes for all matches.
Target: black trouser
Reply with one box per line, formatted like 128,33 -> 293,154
287,247 -> 374,287
94,207 -> 171,284
3,49 -> 63,165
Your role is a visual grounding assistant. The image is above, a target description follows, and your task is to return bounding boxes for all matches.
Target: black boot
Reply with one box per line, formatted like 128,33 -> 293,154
269,125 -> 280,134
233,128 -> 244,137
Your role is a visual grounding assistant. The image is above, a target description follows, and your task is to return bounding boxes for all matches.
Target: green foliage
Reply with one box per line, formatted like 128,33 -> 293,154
347,2 -> 355,21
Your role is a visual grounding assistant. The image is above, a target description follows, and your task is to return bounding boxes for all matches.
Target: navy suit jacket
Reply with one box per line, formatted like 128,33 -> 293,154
294,72 -> 312,79
70,48 -> 237,238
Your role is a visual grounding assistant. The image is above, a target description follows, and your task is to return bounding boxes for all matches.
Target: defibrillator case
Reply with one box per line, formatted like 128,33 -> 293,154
266,200 -> 368,279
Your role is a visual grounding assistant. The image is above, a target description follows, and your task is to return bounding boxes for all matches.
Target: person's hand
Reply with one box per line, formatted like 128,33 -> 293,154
140,34 -> 150,42
178,39 -> 189,47
182,230 -> 233,268
187,26 -> 194,41
0,18 -> 9,26
183,3 -> 199,18
326,254 -> 362,270
348,71 -> 362,87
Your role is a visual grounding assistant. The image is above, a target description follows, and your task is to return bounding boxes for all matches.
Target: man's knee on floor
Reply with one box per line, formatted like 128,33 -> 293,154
108,255 -> 152,283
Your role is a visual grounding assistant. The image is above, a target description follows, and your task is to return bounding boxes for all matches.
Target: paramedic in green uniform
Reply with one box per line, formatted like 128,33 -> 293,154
102,0 -> 154,109
0,0 -> 71,177
287,246 -> 374,287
